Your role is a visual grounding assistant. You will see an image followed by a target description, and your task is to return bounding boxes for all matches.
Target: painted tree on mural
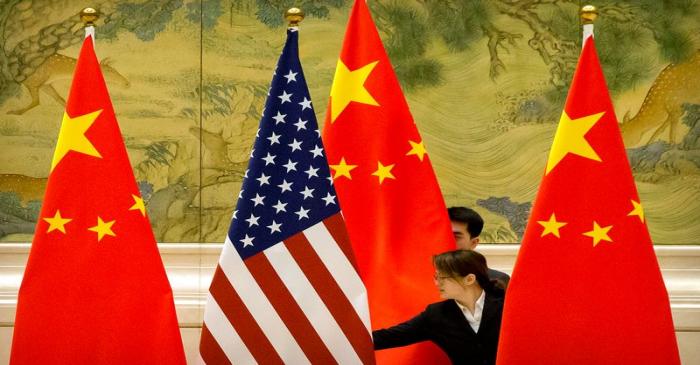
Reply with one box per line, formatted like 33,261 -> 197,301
3,0 -> 697,107
243,1 -> 700,127
0,0 -> 351,108
0,0 -> 186,109
368,1 -> 699,116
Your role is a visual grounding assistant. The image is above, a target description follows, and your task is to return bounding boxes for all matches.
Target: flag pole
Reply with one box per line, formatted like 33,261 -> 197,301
580,4 -> 598,43
80,7 -> 99,40
285,7 -> 305,29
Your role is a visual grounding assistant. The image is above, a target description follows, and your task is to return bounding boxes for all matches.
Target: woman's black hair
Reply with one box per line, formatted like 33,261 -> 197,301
433,250 -> 504,295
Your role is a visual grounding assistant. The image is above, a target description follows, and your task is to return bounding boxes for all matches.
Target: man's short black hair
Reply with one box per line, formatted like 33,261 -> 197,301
448,206 -> 484,238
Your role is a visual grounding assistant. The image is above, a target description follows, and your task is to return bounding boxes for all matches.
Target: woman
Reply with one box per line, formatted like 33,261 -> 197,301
372,250 -> 505,365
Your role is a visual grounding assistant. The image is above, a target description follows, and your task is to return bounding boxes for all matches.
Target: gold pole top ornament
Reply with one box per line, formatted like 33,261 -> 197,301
80,7 -> 100,27
580,5 -> 598,24
285,8 -> 305,27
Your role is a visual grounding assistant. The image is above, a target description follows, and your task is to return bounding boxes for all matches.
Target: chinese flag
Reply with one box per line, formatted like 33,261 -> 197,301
10,35 -> 186,364
496,36 -> 680,365
322,1 -> 454,363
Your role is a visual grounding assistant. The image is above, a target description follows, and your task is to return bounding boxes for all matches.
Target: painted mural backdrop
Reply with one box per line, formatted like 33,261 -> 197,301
1,0 -> 698,243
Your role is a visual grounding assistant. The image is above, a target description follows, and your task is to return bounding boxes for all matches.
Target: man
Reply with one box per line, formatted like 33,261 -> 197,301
448,206 -> 510,288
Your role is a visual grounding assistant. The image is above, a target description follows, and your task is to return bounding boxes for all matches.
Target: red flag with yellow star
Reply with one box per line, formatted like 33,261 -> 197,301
322,1 -> 454,363
10,35 -> 186,364
496,36 -> 680,365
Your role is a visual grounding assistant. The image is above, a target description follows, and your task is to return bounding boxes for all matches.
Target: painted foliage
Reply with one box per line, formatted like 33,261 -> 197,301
0,0 -> 698,243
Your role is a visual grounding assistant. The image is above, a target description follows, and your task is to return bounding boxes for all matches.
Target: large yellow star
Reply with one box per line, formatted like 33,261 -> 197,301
545,111 -> 605,175
537,213 -> 567,238
628,199 -> 644,223
582,221 -> 613,247
129,194 -> 147,217
51,110 -> 103,171
329,60 -> 379,122
329,157 -> 358,180
43,210 -> 72,234
372,161 -> 396,184
406,140 -> 427,161
88,216 -> 116,242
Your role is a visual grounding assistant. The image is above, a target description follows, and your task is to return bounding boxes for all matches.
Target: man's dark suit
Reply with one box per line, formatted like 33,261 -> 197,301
373,291 -> 504,365
488,268 -> 510,289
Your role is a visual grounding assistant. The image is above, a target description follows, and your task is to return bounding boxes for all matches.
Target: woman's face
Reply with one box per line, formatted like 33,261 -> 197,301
434,271 -> 466,300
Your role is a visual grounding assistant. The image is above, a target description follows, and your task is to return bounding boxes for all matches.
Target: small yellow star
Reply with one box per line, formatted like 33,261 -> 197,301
628,200 -> 644,223
583,221 -> 613,247
406,140 -> 427,161
371,161 -> 396,184
51,110 -> 103,171
88,216 -> 116,242
537,213 -> 567,238
329,157 -> 358,180
129,194 -> 147,217
329,60 -> 379,122
546,111 -> 604,175
43,210 -> 72,234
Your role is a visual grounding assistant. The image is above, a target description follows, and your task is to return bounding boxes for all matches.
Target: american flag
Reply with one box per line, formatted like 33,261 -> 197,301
198,28 -> 375,365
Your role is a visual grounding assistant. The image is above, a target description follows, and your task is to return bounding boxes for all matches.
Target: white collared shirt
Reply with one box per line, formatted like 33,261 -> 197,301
455,290 -> 486,333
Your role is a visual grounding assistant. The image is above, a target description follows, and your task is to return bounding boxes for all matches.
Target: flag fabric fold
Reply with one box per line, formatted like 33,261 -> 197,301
198,27 -> 375,365
496,36 -> 680,365
10,35 -> 185,364
322,1 -> 455,363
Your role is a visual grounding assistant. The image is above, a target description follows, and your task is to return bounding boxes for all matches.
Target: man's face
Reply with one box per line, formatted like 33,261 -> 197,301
451,220 -> 479,250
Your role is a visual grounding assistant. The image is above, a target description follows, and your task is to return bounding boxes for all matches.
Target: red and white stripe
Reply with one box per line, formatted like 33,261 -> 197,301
199,213 -> 375,364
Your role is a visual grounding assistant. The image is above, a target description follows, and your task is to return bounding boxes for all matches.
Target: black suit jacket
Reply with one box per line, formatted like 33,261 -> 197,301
373,291 -> 504,365
488,268 -> 510,289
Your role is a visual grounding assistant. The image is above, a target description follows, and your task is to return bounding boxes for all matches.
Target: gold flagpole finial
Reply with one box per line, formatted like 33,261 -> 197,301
285,8 -> 305,27
580,5 -> 598,24
80,8 -> 99,27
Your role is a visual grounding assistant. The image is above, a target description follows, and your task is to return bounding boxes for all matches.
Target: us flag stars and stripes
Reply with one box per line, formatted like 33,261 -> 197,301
199,28 -> 375,365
